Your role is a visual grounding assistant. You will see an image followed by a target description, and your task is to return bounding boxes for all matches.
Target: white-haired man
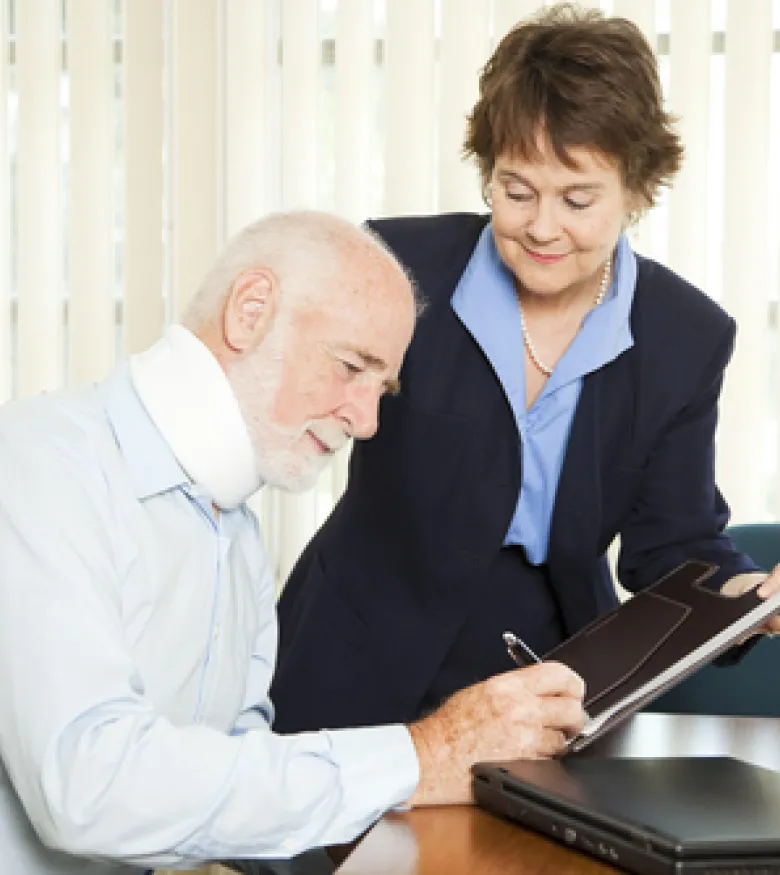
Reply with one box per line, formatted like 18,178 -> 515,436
0,211 -> 585,875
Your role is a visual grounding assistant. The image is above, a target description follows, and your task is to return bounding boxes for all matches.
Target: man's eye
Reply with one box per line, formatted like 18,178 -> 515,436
338,359 -> 363,376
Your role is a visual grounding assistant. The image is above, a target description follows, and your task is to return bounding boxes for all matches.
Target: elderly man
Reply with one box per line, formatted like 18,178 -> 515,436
0,211 -> 585,875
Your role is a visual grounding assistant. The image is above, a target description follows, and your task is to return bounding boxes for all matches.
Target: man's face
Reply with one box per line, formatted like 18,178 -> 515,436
227,270 -> 414,492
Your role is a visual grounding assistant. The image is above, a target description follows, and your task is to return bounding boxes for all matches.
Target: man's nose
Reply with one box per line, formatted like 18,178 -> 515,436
344,382 -> 382,440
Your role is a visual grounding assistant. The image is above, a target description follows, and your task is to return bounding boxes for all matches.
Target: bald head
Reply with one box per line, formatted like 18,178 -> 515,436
183,210 -> 418,492
182,210 -> 419,336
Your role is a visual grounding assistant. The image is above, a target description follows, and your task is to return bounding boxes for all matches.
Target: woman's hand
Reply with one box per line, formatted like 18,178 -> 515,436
721,566 -> 780,636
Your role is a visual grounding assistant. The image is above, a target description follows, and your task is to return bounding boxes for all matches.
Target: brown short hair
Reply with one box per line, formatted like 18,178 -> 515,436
464,3 -> 683,206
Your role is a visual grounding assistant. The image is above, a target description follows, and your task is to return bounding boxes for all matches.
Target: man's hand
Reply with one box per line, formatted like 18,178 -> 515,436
406,661 -> 586,807
721,565 -> 780,637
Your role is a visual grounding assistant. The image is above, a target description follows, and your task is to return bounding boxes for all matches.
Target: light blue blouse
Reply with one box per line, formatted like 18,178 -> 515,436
451,225 -> 637,564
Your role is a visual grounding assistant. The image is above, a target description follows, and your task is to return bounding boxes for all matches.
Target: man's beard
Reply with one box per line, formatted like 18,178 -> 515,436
226,330 -> 348,492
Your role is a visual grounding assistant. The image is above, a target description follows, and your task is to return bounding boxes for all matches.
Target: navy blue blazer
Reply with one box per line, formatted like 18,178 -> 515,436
271,213 -> 758,732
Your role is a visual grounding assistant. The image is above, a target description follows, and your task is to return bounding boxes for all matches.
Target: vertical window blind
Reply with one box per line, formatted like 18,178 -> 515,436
1,0 -> 779,593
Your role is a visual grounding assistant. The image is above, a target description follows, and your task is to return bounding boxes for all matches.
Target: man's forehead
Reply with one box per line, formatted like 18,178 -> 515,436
309,277 -> 415,358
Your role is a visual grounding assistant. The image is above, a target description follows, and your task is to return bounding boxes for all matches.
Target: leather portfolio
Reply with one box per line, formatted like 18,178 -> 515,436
541,560 -> 780,752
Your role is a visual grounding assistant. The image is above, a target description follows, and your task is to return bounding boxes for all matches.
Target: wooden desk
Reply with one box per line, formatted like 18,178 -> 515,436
335,713 -> 780,875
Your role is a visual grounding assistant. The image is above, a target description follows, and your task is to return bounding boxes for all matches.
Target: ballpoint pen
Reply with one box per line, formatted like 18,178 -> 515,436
504,630 -> 592,747
503,630 -> 541,666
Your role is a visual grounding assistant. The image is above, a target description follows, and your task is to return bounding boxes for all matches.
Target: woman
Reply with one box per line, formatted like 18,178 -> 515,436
271,4 -> 777,732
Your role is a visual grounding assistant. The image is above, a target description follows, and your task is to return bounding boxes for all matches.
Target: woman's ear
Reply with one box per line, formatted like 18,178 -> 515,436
624,190 -> 650,229
222,267 -> 279,353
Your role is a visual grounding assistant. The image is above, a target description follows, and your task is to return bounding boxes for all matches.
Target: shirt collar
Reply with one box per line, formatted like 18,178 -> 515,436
99,363 -> 190,500
451,224 -> 636,401
451,224 -> 527,408
547,230 -> 636,390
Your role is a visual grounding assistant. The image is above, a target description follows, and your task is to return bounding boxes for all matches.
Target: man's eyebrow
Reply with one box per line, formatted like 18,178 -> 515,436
349,347 -> 388,371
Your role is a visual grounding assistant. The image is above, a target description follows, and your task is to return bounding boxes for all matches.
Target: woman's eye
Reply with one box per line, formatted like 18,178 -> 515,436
565,197 -> 591,211
506,190 -> 533,202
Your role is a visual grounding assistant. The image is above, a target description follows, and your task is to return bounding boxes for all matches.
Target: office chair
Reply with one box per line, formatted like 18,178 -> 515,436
644,523 -> 780,717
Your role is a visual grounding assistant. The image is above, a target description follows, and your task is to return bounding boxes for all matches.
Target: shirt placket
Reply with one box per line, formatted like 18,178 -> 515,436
197,526 -> 234,725
182,486 -> 232,726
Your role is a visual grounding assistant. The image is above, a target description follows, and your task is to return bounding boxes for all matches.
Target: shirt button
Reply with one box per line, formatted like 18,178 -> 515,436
212,624 -> 221,642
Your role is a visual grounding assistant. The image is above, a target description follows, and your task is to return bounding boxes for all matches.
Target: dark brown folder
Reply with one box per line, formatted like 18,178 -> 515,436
543,560 -> 780,752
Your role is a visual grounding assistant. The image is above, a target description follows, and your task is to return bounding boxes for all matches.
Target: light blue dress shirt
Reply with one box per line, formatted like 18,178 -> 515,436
452,226 -> 636,565
0,367 -> 418,875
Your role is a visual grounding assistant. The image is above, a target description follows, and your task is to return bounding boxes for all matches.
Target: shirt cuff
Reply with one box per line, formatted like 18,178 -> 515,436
325,724 -> 420,812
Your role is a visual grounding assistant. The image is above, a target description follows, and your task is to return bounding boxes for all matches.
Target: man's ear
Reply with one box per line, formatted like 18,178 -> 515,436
222,267 -> 278,353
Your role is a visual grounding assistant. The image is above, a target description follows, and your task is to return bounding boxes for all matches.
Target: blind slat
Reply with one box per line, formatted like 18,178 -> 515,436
439,0 -> 490,213
612,0 -> 657,258
330,0 -> 374,504
334,0 -> 374,222
666,0 -> 710,290
281,0 -> 319,208
277,0 -> 321,581
278,490 -> 319,593
68,0 -> 115,385
223,0 -> 269,240
226,0 -> 276,551
384,0 -> 435,214
124,0 -> 164,355
0,0 -> 9,402
17,0 -> 61,397
170,0 -> 219,320
718,0 -> 774,520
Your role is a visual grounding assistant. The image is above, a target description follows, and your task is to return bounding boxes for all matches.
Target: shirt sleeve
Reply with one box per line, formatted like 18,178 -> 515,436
0,426 -> 419,868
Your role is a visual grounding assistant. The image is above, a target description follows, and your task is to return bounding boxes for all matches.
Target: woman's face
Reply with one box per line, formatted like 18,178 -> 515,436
489,139 -> 637,301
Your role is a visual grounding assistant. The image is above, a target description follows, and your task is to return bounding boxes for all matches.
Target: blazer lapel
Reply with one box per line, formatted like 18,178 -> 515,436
547,371 -> 603,635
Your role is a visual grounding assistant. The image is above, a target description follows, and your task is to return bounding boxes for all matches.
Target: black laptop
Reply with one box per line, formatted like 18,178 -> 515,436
473,756 -> 780,874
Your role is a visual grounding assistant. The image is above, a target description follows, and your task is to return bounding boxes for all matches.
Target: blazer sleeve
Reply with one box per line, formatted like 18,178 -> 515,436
617,318 -> 760,594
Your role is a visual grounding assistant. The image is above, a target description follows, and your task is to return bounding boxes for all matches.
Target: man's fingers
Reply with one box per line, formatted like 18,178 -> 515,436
533,728 -> 569,759
513,661 -> 586,699
538,695 -> 588,735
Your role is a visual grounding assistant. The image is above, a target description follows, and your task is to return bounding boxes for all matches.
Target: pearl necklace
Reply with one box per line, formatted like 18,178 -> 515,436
519,257 -> 612,378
